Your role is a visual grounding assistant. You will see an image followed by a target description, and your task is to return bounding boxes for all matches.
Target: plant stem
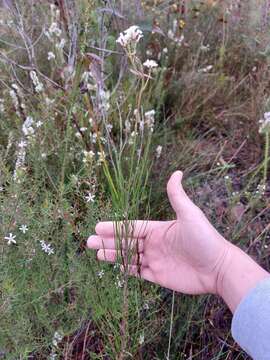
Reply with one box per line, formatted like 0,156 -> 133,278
263,132 -> 269,186
167,291 -> 175,360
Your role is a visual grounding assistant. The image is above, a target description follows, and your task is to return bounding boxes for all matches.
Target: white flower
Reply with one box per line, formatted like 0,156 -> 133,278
18,140 -> 27,148
259,112 -> 270,134
90,132 -> 97,144
48,51 -> 55,61
97,269 -> 105,279
144,109 -> 156,132
52,331 -> 63,347
155,145 -> 163,159
143,59 -> 158,69
36,120 -> 43,128
30,71 -> 44,93
56,38 -> 66,49
143,302 -> 150,310
139,334 -> 144,345
83,150 -> 95,163
200,44 -> 210,52
49,22 -> 62,37
115,275 -> 125,288
45,97 -> 55,106
0,98 -> 4,113
106,124 -> 113,132
198,65 -> 213,73
145,109 -> 155,118
40,240 -> 54,255
9,89 -> 19,110
19,225 -> 28,234
5,233 -> 16,245
85,192 -> 95,203
22,116 -> 35,137
116,25 -> 143,47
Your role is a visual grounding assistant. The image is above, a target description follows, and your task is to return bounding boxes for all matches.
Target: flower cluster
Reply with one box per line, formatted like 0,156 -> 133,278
44,4 -> 66,54
144,109 -> 156,132
49,330 -> 63,360
22,116 -> 35,137
116,25 -> 143,47
9,84 -> 25,116
30,71 -> 44,93
143,59 -> 158,69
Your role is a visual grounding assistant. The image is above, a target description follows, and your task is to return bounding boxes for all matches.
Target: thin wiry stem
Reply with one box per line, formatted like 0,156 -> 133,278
263,132 -> 269,186
167,291 -> 175,360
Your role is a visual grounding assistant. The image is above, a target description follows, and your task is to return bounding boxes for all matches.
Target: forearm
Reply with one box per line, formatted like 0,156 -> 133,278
217,243 -> 270,313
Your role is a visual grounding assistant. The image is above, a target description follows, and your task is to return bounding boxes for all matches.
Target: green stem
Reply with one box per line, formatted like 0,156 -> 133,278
264,132 -> 269,186
167,291 -> 175,360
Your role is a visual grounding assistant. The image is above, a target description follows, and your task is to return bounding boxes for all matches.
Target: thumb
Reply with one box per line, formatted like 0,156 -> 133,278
166,171 -> 194,217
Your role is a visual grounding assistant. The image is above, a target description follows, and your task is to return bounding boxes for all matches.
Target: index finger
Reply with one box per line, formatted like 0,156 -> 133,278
95,220 -> 156,238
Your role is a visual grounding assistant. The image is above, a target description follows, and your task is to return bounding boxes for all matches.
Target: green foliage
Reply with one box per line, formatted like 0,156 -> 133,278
0,0 -> 269,359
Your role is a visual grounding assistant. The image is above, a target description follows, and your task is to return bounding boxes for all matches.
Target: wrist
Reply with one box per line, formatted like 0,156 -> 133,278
216,242 -> 270,312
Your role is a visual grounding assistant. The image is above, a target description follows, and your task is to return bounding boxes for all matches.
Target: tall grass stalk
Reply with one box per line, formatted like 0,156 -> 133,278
166,290 -> 175,360
263,132 -> 269,186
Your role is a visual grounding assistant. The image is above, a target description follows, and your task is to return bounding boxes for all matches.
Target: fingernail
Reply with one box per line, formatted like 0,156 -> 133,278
87,235 -> 99,247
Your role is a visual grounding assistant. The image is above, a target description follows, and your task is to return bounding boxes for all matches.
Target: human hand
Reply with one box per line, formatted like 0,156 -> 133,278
87,171 -> 231,296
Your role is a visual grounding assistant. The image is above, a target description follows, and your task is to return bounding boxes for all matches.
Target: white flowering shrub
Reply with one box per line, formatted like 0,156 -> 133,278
0,0 -> 269,358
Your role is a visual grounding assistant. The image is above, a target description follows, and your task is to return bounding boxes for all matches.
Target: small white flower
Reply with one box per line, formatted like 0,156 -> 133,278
40,240 -> 54,255
106,124 -> 113,132
97,269 -> 105,279
200,44 -> 210,52
18,140 -> 27,148
49,22 -> 62,37
47,52 -> 56,61
198,65 -> 213,73
115,274 -> 125,288
22,116 -> 35,137
56,38 -> 66,49
19,225 -> 28,234
85,192 -> 95,203
36,120 -> 43,128
139,333 -> 144,345
259,112 -> 270,134
52,331 -> 63,347
145,109 -> 156,132
30,71 -> 44,93
116,25 -> 143,47
143,302 -> 150,310
83,150 -> 95,163
5,233 -> 16,245
143,59 -> 158,69
155,145 -> 162,159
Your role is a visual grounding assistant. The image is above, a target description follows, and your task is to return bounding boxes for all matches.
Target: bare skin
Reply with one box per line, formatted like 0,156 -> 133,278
87,171 -> 270,312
